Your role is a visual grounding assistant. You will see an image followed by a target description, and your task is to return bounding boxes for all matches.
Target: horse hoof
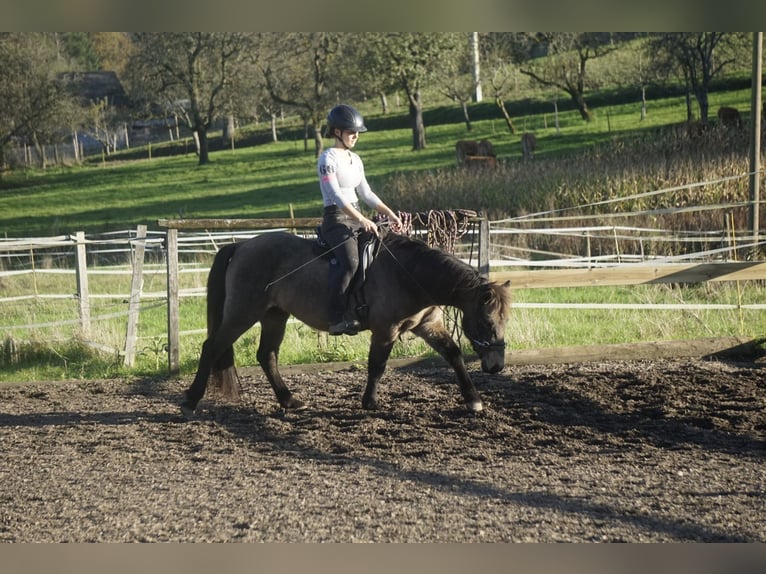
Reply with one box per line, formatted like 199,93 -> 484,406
282,397 -> 306,411
180,403 -> 196,419
467,400 -> 483,413
362,398 -> 379,410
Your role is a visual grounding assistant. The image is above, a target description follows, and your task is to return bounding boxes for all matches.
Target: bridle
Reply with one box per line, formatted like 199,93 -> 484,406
471,338 -> 506,351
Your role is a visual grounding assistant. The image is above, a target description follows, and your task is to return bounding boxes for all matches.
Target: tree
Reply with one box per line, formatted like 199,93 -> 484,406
256,32 -> 346,157
516,32 -> 619,121
0,33 -> 81,169
125,33 -> 255,165
647,33 -> 748,124
89,32 -> 134,76
363,33 -> 463,150
435,34 -> 476,131
481,33 -> 525,134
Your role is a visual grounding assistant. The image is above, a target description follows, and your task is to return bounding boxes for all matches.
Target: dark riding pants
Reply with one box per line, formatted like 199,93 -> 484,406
321,204 -> 362,324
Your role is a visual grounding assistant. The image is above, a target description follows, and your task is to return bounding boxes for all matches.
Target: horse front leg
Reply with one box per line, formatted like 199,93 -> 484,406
412,321 -> 483,412
362,333 -> 396,410
257,308 -> 304,410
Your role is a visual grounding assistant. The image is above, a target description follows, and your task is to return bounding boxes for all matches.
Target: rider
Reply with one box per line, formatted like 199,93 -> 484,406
318,103 -> 402,336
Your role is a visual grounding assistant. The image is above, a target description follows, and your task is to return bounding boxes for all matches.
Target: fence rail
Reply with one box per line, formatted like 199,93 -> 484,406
2,210 -> 765,374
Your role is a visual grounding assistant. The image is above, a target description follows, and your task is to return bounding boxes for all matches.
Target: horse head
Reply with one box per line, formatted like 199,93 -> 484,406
462,279 -> 511,374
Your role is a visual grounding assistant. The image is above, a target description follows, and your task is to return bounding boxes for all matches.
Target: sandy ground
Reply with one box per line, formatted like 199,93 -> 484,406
1,357 -> 764,542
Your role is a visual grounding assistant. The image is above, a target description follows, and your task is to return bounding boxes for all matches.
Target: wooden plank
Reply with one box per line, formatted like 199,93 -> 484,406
491,261 -> 766,289
123,225 -> 147,367
158,218 -> 322,230
505,336 -> 763,365
166,229 -> 180,375
238,337 -> 763,376
74,231 -> 90,336
478,217 -> 490,278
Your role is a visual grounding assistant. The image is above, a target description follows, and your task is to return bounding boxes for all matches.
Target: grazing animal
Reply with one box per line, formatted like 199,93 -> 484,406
672,120 -> 708,139
456,139 -> 496,166
717,106 -> 742,129
520,133 -> 537,160
181,231 -> 511,416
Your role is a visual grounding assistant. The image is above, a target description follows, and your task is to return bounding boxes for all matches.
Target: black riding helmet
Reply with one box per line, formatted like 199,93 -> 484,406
326,104 -> 367,137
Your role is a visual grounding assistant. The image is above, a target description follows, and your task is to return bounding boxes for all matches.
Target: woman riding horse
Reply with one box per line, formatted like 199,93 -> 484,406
318,104 -> 402,336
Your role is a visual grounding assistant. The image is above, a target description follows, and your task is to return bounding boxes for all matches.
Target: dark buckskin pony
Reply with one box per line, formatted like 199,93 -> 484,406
181,230 -> 511,416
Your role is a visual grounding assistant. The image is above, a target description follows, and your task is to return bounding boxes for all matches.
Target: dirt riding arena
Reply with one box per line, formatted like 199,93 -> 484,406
1,356 -> 764,542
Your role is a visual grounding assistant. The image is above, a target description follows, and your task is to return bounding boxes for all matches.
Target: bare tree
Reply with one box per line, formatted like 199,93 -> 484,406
0,33 -> 81,169
516,32 -> 619,122
647,32 -> 748,124
125,33 -> 255,165
435,34 -> 475,132
256,32 -> 345,157
481,33 -> 526,134
363,33 -> 463,150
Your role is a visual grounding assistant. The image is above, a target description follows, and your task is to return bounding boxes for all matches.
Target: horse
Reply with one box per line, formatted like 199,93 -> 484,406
717,106 -> 742,129
520,133 -> 537,161
180,230 -> 511,417
455,139 -> 496,166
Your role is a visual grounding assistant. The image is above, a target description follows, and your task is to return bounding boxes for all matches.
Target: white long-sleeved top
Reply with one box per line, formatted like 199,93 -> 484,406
317,147 -> 383,211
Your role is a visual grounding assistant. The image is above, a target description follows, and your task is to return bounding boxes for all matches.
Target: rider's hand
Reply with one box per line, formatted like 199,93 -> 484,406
388,214 -> 403,232
360,216 -> 379,235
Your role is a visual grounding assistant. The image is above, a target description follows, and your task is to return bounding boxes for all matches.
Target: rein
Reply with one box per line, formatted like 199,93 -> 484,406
378,235 -> 506,352
375,232 -> 439,306
263,232 -> 359,292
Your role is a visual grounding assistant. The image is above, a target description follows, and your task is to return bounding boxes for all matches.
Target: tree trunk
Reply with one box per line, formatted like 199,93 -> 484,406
196,128 -> 209,165
495,96 -> 516,135
696,89 -> 710,124
223,114 -> 236,145
685,90 -> 694,122
313,124 -> 323,157
408,90 -> 426,150
462,101 -> 472,131
379,92 -> 389,114
571,92 -> 592,121
640,86 -> 647,121
32,132 -> 47,169
270,114 -> 278,142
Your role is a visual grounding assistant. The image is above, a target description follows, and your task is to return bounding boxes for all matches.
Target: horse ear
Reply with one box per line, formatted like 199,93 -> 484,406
502,280 -> 511,289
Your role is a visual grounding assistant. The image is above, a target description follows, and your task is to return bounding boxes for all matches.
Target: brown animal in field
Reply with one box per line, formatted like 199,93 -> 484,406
672,120 -> 709,139
717,106 -> 742,129
456,139 -> 496,166
520,133 -> 536,160
465,156 -> 497,170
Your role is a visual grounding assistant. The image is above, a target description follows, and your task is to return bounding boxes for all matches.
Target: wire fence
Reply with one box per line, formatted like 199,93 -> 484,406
2,193 -> 765,365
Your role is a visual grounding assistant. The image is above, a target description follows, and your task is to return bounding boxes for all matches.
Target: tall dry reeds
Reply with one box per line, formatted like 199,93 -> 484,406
380,125 -> 758,260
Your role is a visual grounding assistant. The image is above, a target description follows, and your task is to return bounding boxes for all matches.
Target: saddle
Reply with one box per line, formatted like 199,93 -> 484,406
315,226 -> 381,325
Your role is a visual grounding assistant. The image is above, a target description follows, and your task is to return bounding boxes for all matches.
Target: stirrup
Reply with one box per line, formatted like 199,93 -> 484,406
329,319 -> 361,336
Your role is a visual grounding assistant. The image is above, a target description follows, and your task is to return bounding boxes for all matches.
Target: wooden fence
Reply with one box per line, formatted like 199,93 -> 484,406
3,215 -> 765,375
157,216 -> 766,374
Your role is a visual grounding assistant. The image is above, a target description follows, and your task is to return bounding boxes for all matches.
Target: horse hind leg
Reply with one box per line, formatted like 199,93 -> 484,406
257,308 -> 304,410
181,338 -> 218,417
182,321 -> 252,417
209,346 -> 241,402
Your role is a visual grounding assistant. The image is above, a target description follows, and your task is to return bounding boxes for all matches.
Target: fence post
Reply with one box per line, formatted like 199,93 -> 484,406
124,225 -> 147,367
166,228 -> 180,375
74,231 -> 91,336
478,216 -> 490,278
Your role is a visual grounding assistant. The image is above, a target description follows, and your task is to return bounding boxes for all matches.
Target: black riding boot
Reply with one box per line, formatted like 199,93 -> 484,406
322,206 -> 362,335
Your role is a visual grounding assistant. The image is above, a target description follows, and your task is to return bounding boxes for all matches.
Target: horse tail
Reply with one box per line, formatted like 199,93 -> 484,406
206,242 -> 241,402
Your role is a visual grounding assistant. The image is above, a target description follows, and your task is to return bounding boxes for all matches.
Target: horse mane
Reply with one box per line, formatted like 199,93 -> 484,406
382,232 -> 511,319
383,232 -> 479,284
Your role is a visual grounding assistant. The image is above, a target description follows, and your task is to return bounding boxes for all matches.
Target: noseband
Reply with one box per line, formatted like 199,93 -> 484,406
471,338 -> 506,351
